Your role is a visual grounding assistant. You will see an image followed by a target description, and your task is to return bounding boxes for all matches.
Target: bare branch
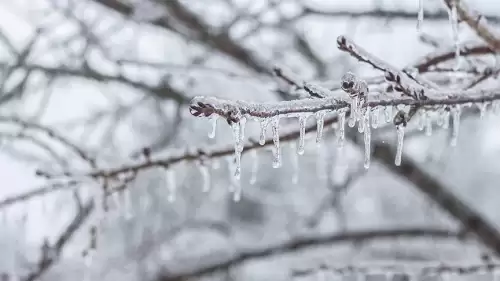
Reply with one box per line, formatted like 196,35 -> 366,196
156,228 -> 462,280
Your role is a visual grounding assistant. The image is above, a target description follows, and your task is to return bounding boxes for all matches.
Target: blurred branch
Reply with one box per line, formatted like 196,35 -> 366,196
21,200 -> 94,281
292,258 -> 500,278
442,0 -> 500,52
156,228 -> 463,280
372,142 -> 500,256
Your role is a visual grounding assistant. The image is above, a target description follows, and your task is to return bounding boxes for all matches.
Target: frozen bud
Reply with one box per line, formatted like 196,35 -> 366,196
393,110 -> 408,126
341,72 -> 356,95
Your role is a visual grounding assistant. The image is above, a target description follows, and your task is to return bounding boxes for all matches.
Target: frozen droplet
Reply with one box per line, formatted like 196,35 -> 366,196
259,119 -> 268,145
348,96 -> 358,127
337,110 -> 346,148
271,116 -> 281,168
451,106 -> 461,146
200,163 -> 211,192
371,107 -> 379,128
297,114 -> 308,155
166,168 -> 176,202
249,149 -> 259,185
316,111 -> 326,144
395,125 -> 405,166
208,116 -> 218,139
363,107 -> 371,169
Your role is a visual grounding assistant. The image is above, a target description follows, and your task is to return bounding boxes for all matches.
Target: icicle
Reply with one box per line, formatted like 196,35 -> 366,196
200,163 -> 211,192
123,189 -> 133,220
357,108 -> 365,133
448,0 -> 461,70
316,111 -> 326,144
371,107 -> 379,128
442,109 -> 450,129
384,106 -> 393,123
363,107 -> 371,169
316,142 -> 327,181
290,143 -> 299,184
418,110 -> 426,130
395,125 -> 405,166
348,96 -> 358,127
208,116 -> 218,139
249,149 -> 259,185
417,0 -> 424,33
337,110 -> 346,148
271,116 -> 281,168
233,179 -> 242,202
225,157 -> 235,193
478,102 -> 488,118
166,168 -> 176,202
259,119 -> 268,145
231,118 -> 246,179
493,101 -> 500,114
425,112 -> 433,136
297,115 -> 307,155
450,106 -> 461,146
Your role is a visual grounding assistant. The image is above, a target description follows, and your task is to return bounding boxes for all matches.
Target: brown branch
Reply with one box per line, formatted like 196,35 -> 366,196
443,0 -> 500,52
156,228 -> 462,280
372,142 -> 500,256
21,200 -> 94,281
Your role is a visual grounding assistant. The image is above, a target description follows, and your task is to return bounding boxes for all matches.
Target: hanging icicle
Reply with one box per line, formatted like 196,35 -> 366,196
231,122 -> 242,179
208,116 -> 218,139
271,116 -> 281,168
249,149 -> 259,185
425,111 -> 433,136
316,111 -> 326,144
450,105 -> 462,146
290,143 -> 299,184
384,106 -> 393,123
232,118 -> 246,179
478,102 -> 488,119
259,118 -> 268,145
297,114 -> 308,155
395,125 -> 406,166
371,107 -> 380,128
337,110 -> 346,148
166,168 -> 176,202
348,96 -> 359,127
199,163 -> 211,192
448,0 -> 461,70
417,0 -> 424,33
363,107 -> 371,169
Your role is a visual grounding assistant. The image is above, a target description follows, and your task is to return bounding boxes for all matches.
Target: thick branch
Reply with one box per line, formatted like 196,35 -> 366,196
372,142 -> 500,256
157,228 -> 462,280
443,0 -> 500,52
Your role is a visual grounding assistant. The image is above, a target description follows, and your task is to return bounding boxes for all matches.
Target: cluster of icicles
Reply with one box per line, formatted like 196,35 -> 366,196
161,0 -> 483,203
160,101 -> 498,203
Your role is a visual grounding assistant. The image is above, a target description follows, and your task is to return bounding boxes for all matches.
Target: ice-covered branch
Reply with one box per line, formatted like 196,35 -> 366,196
443,0 -> 500,52
156,228 -> 462,281
189,89 -> 500,123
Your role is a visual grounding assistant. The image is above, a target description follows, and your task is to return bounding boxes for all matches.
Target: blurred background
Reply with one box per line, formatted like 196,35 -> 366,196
0,0 -> 500,280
